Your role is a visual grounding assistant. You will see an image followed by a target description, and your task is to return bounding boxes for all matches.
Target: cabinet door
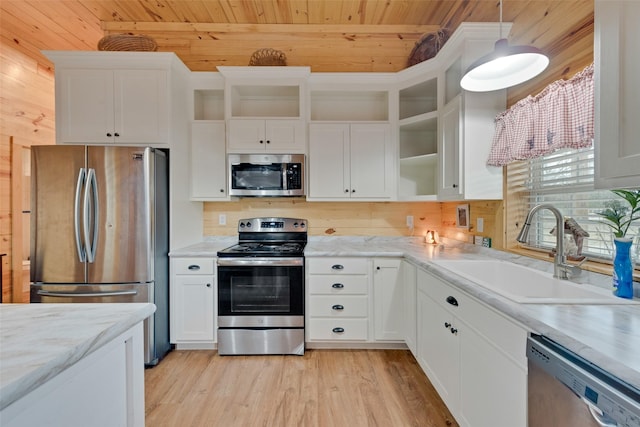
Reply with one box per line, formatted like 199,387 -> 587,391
265,120 -> 306,153
373,258 -> 403,341
308,124 -> 350,198
439,96 -> 463,199
56,69 -> 114,144
350,124 -> 394,199
114,69 -> 169,144
190,121 -> 227,200
401,261 -> 417,355
172,275 -> 215,342
595,0 -> 640,189
458,326 -> 527,427
417,289 -> 459,414
227,119 -> 266,152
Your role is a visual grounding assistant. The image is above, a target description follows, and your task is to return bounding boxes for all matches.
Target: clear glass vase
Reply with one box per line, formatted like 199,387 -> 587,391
612,237 -> 635,299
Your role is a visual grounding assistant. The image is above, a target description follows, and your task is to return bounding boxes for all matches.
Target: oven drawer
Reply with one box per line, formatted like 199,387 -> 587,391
173,258 -> 215,275
308,295 -> 368,317
307,258 -> 368,275
307,319 -> 368,341
307,275 -> 368,295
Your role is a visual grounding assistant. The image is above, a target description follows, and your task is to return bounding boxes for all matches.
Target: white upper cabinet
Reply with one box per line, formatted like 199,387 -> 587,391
436,28 -> 507,200
308,123 -> 394,200
218,66 -> 309,154
595,0 -> 640,189
190,121 -> 227,200
227,119 -> 305,153
395,23 -> 508,201
44,51 -> 187,146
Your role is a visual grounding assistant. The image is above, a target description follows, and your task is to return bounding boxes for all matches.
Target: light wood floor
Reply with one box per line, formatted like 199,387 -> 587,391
145,349 -> 458,427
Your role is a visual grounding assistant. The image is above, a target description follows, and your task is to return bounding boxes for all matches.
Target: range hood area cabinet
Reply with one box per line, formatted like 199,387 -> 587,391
43,51 -> 190,146
218,66 -> 310,154
594,0 -> 640,189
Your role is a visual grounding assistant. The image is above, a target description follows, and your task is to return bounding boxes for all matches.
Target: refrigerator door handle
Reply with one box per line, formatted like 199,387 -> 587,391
37,290 -> 138,298
83,168 -> 99,263
74,168 -> 87,262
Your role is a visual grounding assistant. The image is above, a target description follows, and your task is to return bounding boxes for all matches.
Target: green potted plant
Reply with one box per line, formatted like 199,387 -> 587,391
596,189 -> 640,299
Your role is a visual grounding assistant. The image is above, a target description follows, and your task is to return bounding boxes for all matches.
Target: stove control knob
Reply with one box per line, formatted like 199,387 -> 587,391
246,221 -> 252,228
239,222 -> 245,228
300,222 -> 306,228
293,222 -> 299,228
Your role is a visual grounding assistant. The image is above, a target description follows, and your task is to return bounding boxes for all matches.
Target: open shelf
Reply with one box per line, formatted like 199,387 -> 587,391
194,89 -> 224,120
399,78 -> 438,120
310,90 -> 389,121
230,85 -> 300,118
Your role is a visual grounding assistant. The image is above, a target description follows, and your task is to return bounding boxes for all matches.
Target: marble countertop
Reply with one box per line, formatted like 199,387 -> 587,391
172,235 -> 640,391
0,303 -> 156,411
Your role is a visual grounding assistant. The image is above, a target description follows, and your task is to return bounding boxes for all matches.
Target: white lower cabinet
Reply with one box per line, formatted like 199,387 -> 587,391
170,257 -> 216,346
373,258 -> 403,341
306,257 -> 370,342
416,267 -> 528,427
401,260 -> 417,355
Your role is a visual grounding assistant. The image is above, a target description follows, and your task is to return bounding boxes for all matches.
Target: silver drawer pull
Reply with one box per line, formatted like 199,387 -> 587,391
331,264 -> 344,270
332,304 -> 344,311
188,265 -> 201,271
332,327 -> 345,333
332,283 -> 344,289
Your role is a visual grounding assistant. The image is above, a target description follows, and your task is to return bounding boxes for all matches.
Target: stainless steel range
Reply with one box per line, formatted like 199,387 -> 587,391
217,217 -> 307,355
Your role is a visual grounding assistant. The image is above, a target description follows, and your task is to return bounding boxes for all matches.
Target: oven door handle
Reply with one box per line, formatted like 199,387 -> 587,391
217,257 -> 304,267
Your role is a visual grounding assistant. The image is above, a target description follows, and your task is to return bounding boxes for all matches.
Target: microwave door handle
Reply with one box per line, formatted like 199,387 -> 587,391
282,165 -> 288,190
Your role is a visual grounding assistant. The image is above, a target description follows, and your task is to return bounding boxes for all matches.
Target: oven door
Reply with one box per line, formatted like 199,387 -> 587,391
217,257 -> 304,328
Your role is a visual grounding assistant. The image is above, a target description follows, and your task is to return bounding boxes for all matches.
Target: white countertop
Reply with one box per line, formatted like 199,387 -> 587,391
0,303 -> 156,410
172,235 -> 640,390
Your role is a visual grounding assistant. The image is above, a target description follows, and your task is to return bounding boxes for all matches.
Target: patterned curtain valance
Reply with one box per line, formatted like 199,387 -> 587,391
487,63 -> 594,167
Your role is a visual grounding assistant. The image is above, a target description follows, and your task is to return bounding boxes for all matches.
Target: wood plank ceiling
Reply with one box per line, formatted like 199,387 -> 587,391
1,0 -> 594,101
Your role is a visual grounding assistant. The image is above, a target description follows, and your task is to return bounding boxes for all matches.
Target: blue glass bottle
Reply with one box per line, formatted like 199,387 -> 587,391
612,238 -> 634,299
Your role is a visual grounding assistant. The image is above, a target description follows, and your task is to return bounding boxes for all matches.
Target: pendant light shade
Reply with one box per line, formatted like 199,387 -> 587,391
460,1 -> 549,92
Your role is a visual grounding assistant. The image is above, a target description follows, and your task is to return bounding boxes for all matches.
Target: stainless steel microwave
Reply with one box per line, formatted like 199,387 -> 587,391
228,154 -> 305,197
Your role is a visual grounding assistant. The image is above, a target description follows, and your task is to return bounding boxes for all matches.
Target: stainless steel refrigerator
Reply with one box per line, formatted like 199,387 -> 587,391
30,145 -> 170,366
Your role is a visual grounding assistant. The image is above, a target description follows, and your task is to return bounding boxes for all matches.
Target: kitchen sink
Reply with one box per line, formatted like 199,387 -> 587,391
434,260 -> 638,304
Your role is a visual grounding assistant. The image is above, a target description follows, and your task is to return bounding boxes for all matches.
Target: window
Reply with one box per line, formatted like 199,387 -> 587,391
508,146 -> 639,261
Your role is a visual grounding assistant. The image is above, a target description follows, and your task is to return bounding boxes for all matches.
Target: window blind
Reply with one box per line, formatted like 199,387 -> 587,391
507,146 -> 639,259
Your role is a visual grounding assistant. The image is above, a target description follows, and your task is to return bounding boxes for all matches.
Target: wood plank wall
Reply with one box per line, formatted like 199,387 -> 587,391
0,0 -> 593,301
202,199 -> 502,248
0,44 -> 57,303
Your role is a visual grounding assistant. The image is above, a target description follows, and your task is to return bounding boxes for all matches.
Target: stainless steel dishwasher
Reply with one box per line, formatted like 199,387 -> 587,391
528,334 -> 640,427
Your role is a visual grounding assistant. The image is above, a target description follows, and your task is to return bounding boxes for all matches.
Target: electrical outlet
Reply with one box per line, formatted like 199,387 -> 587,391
406,215 -> 414,228
477,218 -> 484,233
219,214 -> 226,225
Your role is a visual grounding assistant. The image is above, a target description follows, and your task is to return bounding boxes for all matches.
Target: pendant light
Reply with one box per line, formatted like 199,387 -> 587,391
460,0 -> 549,92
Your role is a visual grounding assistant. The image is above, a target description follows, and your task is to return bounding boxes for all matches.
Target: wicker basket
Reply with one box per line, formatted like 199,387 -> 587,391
249,48 -> 287,66
98,34 -> 158,52
407,29 -> 449,66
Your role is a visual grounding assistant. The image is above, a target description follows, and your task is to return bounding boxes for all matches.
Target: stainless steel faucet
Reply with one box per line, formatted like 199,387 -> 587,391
516,204 -> 582,280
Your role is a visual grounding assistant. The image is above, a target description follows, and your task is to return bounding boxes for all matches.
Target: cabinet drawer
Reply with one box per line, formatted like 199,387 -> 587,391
308,295 -> 368,317
172,258 -> 215,275
308,275 -> 368,295
307,258 -> 368,275
307,319 -> 368,341
417,268 -> 464,312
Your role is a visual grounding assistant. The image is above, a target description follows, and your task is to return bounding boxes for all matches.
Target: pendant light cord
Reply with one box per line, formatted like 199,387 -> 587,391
499,0 -> 503,39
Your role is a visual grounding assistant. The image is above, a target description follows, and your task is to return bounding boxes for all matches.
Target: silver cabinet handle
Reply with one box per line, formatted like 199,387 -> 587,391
331,264 -> 344,270
188,265 -> 201,271
332,304 -> 344,311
